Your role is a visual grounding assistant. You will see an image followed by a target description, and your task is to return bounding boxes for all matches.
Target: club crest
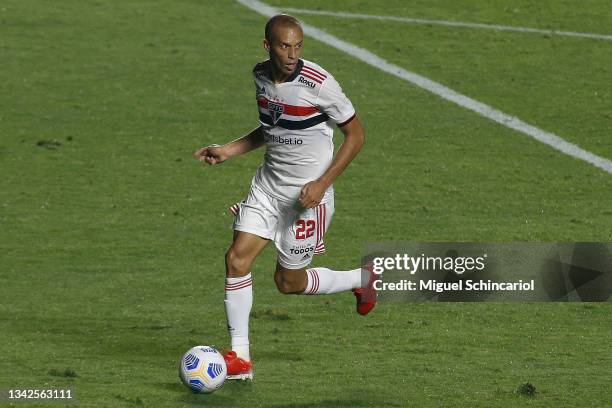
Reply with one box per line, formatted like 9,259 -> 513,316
268,101 -> 284,125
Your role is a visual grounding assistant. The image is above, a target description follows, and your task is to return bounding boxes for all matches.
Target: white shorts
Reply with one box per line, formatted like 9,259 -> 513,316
233,186 -> 334,269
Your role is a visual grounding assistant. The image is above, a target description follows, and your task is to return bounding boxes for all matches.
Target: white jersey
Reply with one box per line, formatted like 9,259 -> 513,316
251,58 -> 356,204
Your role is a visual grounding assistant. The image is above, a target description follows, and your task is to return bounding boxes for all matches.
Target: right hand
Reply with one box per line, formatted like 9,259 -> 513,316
193,144 -> 228,165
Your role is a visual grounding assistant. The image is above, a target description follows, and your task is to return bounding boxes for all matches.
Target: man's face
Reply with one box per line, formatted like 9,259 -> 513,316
264,24 -> 303,80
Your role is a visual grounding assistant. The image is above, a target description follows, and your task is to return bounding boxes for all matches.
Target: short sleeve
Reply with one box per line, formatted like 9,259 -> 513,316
316,76 -> 356,126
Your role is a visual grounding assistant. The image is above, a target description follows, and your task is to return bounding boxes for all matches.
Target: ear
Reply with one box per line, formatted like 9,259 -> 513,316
263,39 -> 271,52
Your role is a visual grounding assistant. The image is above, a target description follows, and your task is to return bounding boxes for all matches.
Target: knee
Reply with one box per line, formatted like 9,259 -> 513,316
225,247 -> 251,277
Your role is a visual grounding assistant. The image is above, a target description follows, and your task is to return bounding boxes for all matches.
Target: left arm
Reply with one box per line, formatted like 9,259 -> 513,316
299,115 -> 365,208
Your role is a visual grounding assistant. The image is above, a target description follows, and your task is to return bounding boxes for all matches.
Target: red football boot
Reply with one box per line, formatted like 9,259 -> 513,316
222,350 -> 253,380
352,264 -> 379,316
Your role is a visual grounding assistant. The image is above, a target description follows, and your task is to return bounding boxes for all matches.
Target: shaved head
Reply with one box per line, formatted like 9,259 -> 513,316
263,14 -> 304,82
265,14 -> 302,42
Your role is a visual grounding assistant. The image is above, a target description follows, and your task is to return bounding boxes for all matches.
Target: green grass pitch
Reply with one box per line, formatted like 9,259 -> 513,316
1,0 -> 611,406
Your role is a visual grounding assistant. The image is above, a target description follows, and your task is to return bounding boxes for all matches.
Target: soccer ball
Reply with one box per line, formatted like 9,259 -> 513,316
179,345 -> 227,393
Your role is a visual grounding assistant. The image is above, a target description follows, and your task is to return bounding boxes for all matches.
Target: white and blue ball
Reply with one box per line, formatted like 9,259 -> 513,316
179,345 -> 227,394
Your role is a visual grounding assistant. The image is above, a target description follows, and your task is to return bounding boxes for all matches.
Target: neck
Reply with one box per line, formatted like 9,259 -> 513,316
271,66 -> 289,84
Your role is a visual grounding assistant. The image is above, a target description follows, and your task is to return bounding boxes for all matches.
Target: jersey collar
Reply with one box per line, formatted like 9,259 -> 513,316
263,59 -> 304,84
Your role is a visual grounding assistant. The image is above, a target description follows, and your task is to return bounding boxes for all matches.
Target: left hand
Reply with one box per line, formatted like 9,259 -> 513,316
299,180 -> 327,208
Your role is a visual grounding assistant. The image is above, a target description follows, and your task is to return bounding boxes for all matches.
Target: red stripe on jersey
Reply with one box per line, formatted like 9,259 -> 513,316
257,98 -> 319,116
300,72 -> 323,84
302,66 -> 327,80
302,69 -> 325,80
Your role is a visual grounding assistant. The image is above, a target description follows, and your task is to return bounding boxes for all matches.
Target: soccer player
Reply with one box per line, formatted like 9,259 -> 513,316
193,14 -> 376,380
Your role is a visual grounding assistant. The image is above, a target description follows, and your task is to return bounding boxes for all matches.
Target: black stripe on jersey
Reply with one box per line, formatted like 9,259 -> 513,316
337,113 -> 356,128
259,112 -> 329,130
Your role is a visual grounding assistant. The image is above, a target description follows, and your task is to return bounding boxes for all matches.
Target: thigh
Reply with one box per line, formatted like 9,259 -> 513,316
233,186 -> 278,241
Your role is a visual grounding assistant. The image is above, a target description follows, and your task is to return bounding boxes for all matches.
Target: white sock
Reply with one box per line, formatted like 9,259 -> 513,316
302,267 -> 362,295
224,273 -> 252,361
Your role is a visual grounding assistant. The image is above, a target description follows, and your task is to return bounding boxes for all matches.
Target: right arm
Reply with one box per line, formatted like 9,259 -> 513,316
193,126 -> 265,165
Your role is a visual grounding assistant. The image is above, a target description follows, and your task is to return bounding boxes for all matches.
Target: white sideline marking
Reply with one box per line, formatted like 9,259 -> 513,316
283,7 -> 612,42
237,0 -> 612,175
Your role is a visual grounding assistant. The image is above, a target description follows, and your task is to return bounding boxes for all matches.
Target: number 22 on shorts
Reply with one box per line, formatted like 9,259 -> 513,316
295,219 -> 315,240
